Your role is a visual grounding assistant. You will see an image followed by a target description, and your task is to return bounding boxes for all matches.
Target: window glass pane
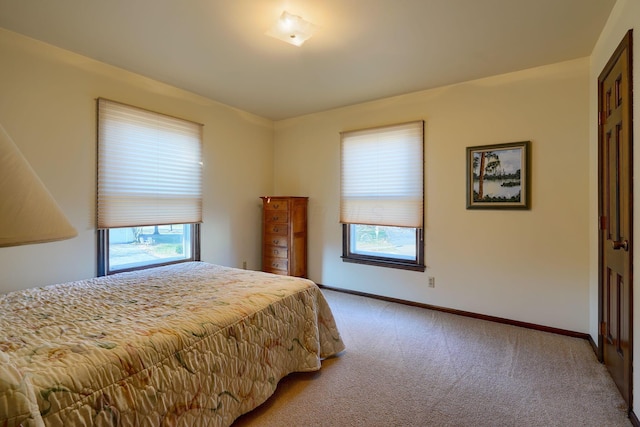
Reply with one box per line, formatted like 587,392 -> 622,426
350,224 -> 416,261
108,223 -> 192,272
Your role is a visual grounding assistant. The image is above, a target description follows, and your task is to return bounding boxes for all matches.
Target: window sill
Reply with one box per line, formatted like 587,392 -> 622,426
341,255 -> 426,272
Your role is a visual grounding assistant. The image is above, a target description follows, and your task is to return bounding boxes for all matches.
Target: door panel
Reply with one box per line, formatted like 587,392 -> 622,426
598,30 -> 633,409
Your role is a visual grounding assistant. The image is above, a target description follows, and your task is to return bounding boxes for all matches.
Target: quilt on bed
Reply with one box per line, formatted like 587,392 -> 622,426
0,262 -> 344,426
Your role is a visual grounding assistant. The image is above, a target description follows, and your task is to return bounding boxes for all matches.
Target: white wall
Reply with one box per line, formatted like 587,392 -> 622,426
589,0 -> 640,413
274,58 -> 591,333
0,28 -> 274,292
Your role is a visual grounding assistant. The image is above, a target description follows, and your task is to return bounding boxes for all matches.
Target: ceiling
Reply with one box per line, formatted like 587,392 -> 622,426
0,0 -> 616,121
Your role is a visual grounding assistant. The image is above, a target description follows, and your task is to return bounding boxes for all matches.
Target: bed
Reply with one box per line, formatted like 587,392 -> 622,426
0,262 -> 345,426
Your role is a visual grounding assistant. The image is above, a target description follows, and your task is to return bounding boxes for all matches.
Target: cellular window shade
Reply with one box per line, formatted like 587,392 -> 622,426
97,98 -> 203,229
340,121 -> 424,228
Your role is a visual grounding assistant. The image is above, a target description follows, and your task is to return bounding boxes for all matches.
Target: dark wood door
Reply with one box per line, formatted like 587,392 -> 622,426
599,30 -> 633,408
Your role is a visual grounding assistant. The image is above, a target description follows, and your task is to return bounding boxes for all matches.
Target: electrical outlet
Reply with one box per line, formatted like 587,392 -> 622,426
242,261 -> 247,269
428,277 -> 435,288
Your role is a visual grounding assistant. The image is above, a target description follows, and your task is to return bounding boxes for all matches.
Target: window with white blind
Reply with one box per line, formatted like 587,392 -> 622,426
97,98 -> 203,275
340,120 -> 425,271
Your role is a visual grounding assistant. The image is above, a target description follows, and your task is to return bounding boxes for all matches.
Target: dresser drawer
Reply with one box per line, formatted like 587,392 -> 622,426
263,200 -> 289,211
265,223 -> 288,235
264,257 -> 289,273
265,235 -> 288,247
264,245 -> 288,259
264,210 -> 289,224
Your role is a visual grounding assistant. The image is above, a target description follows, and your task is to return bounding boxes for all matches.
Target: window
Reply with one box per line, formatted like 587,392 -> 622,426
97,98 -> 203,275
104,224 -> 197,273
340,121 -> 425,271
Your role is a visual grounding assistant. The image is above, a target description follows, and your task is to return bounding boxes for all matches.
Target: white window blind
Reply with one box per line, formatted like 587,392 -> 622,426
97,98 -> 203,229
340,121 -> 424,228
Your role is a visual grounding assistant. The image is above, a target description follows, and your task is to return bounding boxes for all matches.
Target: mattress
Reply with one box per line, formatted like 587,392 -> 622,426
0,262 -> 344,426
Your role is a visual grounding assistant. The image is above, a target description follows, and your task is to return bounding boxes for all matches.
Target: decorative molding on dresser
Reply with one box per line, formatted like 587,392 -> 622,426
260,196 -> 308,278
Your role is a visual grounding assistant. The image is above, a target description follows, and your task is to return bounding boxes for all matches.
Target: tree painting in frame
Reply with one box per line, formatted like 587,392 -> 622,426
466,141 -> 530,209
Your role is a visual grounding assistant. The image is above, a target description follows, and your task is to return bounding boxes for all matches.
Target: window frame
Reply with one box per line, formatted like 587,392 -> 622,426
340,120 -> 425,271
97,224 -> 200,276
96,98 -> 203,276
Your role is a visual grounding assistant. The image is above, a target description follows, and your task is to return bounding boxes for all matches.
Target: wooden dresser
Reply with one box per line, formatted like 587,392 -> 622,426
260,196 -> 308,278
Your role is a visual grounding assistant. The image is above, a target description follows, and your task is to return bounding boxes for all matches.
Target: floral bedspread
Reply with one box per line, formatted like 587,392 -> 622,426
0,262 -> 344,426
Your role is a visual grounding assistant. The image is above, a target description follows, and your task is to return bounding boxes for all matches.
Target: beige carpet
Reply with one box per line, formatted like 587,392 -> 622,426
234,289 -> 631,426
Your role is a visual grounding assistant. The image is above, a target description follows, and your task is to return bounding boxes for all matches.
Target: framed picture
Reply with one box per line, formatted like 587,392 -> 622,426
466,141 -> 530,209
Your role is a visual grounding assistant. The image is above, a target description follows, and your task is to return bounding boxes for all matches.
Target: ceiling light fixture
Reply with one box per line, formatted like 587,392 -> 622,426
266,11 -> 317,47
